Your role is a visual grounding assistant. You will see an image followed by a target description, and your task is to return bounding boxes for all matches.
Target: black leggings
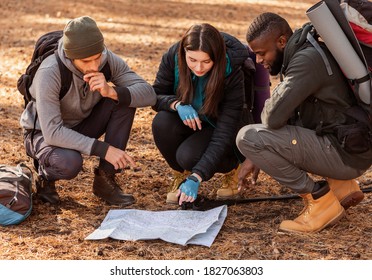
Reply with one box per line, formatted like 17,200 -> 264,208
152,111 -> 239,177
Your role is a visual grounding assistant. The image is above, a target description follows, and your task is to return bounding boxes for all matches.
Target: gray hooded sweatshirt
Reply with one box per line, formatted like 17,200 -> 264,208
20,40 -> 156,156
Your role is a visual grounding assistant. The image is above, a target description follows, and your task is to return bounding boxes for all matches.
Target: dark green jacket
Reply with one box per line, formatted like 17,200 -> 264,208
262,24 -> 372,170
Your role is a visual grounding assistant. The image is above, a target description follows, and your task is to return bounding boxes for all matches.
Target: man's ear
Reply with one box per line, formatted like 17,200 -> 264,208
277,35 -> 287,50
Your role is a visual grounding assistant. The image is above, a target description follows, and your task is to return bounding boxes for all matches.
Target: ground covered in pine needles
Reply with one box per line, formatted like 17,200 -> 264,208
0,0 -> 371,260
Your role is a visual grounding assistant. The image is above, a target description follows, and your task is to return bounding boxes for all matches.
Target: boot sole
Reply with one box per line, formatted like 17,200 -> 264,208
216,193 -> 240,200
116,201 -> 135,207
340,191 -> 364,210
93,190 -> 135,207
37,193 -> 60,204
279,208 -> 346,234
165,200 -> 178,205
104,199 -> 135,207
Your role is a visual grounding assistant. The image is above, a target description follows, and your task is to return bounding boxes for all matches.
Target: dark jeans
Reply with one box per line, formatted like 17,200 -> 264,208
152,111 -> 239,176
24,98 -> 136,181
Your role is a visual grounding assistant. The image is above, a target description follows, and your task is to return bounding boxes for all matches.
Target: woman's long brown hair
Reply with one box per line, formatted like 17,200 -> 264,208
177,23 -> 226,118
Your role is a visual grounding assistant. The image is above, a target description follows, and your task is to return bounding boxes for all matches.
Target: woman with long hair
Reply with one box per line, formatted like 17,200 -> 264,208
152,23 -> 252,205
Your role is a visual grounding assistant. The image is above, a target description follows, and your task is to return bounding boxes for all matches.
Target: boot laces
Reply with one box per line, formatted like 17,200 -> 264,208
104,173 -> 121,192
38,177 -> 55,190
220,169 -> 236,189
169,172 -> 186,192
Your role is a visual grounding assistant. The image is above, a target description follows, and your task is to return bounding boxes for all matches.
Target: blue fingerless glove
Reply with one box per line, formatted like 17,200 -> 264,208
176,104 -> 199,121
179,175 -> 200,199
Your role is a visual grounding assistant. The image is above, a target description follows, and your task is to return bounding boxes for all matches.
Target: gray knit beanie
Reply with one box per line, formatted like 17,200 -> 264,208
63,16 -> 104,59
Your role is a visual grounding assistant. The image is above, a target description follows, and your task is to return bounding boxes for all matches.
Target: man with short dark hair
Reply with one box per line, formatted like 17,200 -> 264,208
20,16 -> 156,206
236,12 -> 372,233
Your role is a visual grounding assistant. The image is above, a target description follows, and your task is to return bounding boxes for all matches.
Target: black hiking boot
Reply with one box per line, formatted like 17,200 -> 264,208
35,176 -> 60,204
92,168 -> 135,206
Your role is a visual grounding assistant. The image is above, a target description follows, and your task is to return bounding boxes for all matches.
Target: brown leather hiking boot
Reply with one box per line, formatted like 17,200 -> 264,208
92,168 -> 135,206
327,178 -> 364,210
216,165 -> 241,200
35,176 -> 60,204
279,181 -> 345,233
166,170 -> 191,204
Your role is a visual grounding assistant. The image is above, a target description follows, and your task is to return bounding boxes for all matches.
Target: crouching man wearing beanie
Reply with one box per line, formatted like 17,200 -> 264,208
20,16 -> 156,206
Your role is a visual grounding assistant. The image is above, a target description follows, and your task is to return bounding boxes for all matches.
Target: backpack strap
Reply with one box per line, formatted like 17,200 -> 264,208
54,51 -> 112,101
55,50 -> 72,101
242,57 -> 256,112
101,61 -> 112,82
306,32 -> 334,76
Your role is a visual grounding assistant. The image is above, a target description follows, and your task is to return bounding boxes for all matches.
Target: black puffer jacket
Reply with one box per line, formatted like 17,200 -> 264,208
152,32 -> 249,181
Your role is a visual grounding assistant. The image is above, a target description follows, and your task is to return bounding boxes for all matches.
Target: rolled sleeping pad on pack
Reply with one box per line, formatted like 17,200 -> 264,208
249,51 -> 271,123
306,0 -> 371,104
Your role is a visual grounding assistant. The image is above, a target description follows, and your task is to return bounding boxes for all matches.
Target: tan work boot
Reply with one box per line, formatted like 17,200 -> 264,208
279,181 -> 345,233
166,170 -> 191,204
327,178 -> 364,210
216,165 -> 241,200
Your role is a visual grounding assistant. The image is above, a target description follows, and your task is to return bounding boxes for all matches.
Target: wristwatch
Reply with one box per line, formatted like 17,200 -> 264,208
189,173 -> 202,183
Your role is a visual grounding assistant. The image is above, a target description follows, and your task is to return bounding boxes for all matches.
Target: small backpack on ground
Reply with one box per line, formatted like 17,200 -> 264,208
0,163 -> 33,226
17,30 -> 111,108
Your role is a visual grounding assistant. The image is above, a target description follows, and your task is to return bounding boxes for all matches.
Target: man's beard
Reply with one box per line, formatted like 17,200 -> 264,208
270,48 -> 284,76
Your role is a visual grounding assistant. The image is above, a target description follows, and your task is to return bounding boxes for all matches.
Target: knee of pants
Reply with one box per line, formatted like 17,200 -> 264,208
152,111 -> 181,143
152,113 -> 162,137
47,149 -> 83,180
236,125 -> 263,155
152,111 -> 170,136
176,146 -> 200,171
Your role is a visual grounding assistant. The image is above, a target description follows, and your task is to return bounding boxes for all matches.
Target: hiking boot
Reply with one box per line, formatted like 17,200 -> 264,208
216,165 -> 241,200
35,175 -> 60,204
166,170 -> 190,204
327,178 -> 364,210
92,168 -> 135,206
279,181 -> 345,233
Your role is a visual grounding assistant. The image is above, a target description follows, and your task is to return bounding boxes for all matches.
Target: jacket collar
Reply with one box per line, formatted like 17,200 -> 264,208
281,22 -> 313,79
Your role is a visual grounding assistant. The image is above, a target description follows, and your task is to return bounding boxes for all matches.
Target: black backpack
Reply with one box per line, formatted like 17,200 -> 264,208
17,30 -> 111,108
